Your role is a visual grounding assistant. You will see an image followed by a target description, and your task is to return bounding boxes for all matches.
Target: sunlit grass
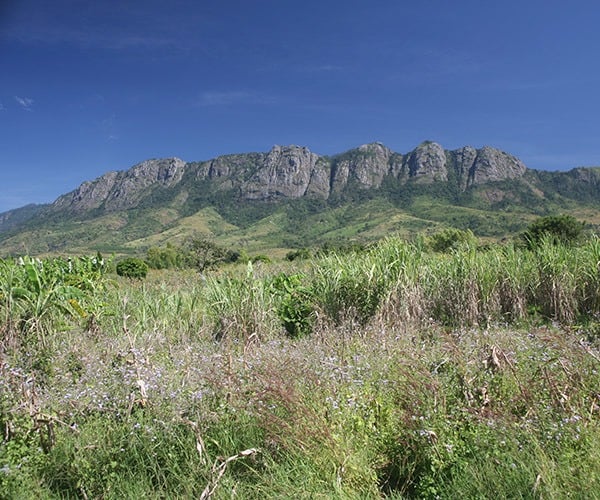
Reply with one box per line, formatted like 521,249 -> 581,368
2,238 -> 600,497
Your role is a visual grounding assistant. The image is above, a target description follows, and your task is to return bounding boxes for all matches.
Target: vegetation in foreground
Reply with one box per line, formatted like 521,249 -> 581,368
2,228 -> 600,498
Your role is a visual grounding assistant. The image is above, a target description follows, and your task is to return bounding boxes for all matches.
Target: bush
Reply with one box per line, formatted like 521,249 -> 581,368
251,254 -> 271,264
146,243 -> 185,270
270,273 -> 315,338
116,258 -> 148,279
428,228 -> 477,253
522,215 -> 585,249
187,236 -> 233,272
285,248 -> 312,261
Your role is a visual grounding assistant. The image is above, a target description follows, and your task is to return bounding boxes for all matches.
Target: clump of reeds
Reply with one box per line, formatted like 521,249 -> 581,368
2,237 -> 600,497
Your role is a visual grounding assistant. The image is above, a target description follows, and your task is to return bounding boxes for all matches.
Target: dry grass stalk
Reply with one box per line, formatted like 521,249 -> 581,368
200,448 -> 258,500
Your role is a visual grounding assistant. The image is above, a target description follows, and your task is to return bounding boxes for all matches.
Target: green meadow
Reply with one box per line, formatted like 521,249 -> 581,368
2,232 -> 600,498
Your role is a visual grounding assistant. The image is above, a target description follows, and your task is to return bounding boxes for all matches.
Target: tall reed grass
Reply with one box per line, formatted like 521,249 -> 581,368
309,235 -> 600,329
2,237 -> 600,497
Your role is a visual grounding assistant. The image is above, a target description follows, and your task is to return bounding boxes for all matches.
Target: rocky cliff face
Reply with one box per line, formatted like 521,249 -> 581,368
331,142 -> 395,193
406,141 -> 448,182
52,158 -> 187,212
47,141 -> 530,214
465,146 -> 527,186
242,145 -> 322,200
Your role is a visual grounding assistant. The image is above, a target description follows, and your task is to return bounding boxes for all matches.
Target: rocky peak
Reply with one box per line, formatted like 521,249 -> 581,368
103,158 -> 186,209
330,142 -> 393,193
406,141 -> 447,181
128,157 -> 186,186
242,145 -> 321,200
448,146 -> 478,189
468,146 -> 526,186
265,145 -> 317,171
52,158 -> 187,213
357,141 -> 391,156
52,171 -> 120,212
46,141 -> 533,215
567,167 -> 600,183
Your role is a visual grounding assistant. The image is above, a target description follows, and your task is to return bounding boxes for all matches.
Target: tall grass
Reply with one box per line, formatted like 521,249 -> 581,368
312,237 -> 423,327
107,271 -> 205,340
308,236 -> 600,330
204,261 -> 280,345
2,238 -> 600,497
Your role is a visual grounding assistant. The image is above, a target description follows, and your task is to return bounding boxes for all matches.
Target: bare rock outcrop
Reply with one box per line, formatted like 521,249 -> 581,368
52,171 -> 120,212
406,141 -> 448,182
242,145 -> 322,200
53,158 -> 186,212
331,142 -> 392,193
467,146 -> 526,186
48,141 -> 532,214
103,158 -> 187,209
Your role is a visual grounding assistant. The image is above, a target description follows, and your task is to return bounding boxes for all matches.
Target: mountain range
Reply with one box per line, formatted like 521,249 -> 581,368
1,141 -> 599,256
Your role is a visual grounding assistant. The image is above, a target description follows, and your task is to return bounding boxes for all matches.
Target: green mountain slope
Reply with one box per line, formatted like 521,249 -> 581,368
1,142 -> 599,256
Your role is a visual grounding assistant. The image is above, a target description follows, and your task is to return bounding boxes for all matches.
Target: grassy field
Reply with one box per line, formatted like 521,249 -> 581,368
2,237 -> 600,498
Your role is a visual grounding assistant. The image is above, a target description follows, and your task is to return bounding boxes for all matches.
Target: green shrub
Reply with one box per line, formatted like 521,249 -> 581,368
251,254 -> 271,264
116,258 -> 148,279
522,214 -> 585,249
187,236 -> 233,272
270,273 -> 315,338
146,243 -> 184,269
285,248 -> 312,261
428,227 -> 477,253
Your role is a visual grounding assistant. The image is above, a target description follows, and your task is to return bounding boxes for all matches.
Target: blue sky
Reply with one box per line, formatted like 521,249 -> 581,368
1,0 -> 600,212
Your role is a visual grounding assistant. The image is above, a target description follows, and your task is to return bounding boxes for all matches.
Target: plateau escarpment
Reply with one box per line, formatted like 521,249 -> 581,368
52,158 -> 187,212
46,141 -> 528,215
1,140 -> 599,256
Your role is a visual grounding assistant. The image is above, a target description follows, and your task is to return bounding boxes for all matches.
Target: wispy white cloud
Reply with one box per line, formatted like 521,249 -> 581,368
299,64 -> 344,73
197,91 -> 277,107
198,91 -> 249,106
7,25 -> 177,51
1,2 -> 196,54
14,96 -> 34,111
0,102 -> 4,111
100,113 -> 119,141
382,44 -> 482,86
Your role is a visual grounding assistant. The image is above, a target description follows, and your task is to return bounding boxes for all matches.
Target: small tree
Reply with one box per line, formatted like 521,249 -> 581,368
286,248 -> 312,261
116,257 -> 148,279
522,215 -> 585,249
146,243 -> 184,270
428,228 -> 477,253
187,236 -> 235,272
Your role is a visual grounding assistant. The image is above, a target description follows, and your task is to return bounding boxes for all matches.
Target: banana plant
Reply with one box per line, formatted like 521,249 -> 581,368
0,255 -> 110,345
